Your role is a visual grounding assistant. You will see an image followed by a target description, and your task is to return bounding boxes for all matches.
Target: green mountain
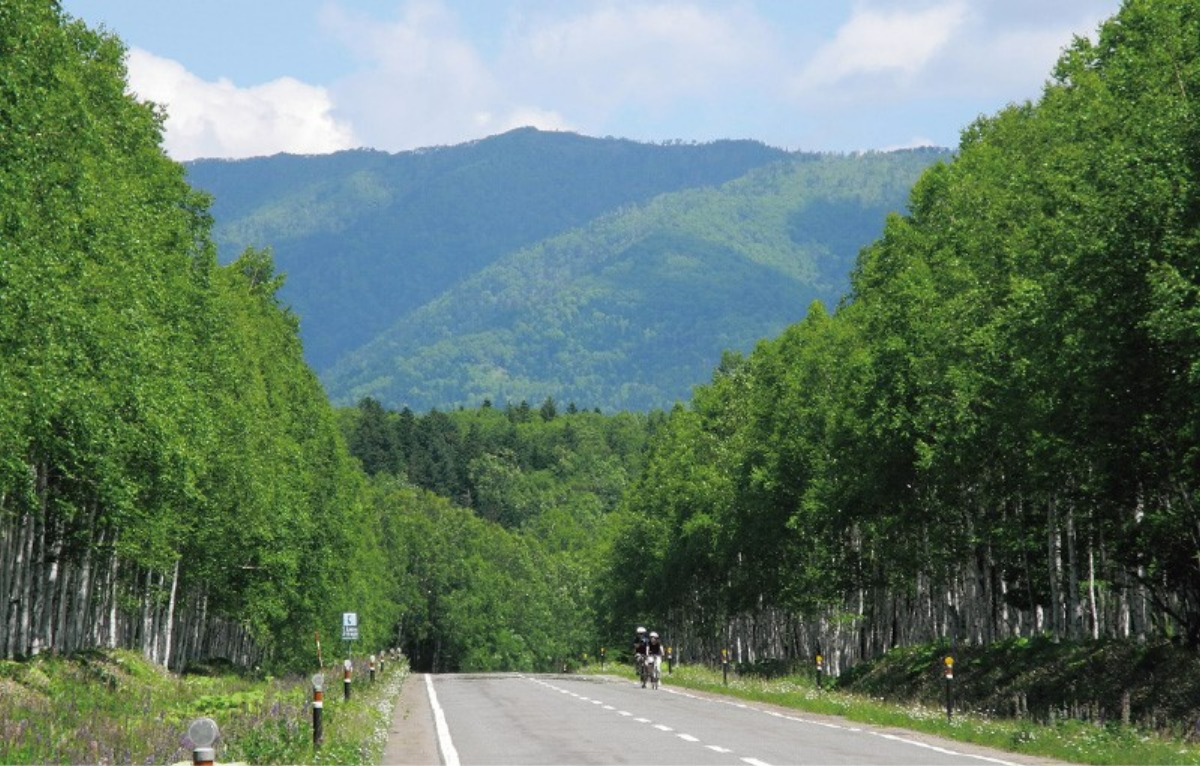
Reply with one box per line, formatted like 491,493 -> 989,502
185,129 -> 790,372
186,130 -> 949,411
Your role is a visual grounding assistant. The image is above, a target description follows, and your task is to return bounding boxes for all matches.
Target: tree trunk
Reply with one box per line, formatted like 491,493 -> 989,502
163,558 -> 180,669
19,507 -> 36,656
107,539 -> 120,649
1048,498 -> 1062,641
1088,544 -> 1099,640
1066,504 -> 1080,641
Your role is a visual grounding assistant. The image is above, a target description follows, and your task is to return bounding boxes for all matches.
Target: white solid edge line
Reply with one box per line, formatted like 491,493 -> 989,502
425,674 -> 461,766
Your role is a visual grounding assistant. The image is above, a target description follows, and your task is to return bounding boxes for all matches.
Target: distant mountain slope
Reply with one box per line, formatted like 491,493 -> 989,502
326,149 -> 950,411
185,129 -> 791,371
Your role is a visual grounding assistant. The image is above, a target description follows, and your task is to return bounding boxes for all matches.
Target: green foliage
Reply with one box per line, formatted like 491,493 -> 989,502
0,649 -> 407,766
661,661 -> 1200,766
341,402 -> 653,672
601,0 -> 1200,719
0,0 -> 395,673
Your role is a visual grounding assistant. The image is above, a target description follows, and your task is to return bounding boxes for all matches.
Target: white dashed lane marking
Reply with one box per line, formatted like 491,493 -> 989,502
530,674 -> 1027,766
528,677 -> 770,764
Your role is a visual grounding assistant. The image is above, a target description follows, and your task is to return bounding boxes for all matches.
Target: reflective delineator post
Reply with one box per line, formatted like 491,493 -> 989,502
722,648 -> 729,685
370,654 -> 376,684
943,656 -> 955,723
312,673 -> 325,748
666,646 -> 674,674
816,653 -> 824,690
188,717 -> 219,766
344,658 -> 353,701
600,647 -> 606,668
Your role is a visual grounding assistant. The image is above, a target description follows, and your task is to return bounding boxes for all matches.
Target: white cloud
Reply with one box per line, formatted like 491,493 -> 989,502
317,0 -> 778,150
322,1 -> 516,149
503,3 -> 775,123
110,0 -> 1122,158
126,48 -> 358,160
795,2 -> 969,92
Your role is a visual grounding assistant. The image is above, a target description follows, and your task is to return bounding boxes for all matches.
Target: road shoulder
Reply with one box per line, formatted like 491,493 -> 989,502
382,672 -> 441,765
650,677 -> 1077,766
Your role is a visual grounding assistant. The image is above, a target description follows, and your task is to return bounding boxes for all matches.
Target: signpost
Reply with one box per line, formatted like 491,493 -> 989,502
342,613 -> 358,701
342,612 -> 359,641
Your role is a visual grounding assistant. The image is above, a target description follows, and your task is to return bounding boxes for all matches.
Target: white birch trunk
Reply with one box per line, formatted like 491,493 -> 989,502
0,511 -> 16,656
1048,498 -> 1061,641
163,558 -> 180,669
142,568 -> 156,663
107,539 -> 120,649
1066,505 -> 1080,641
1088,545 -> 1099,640
19,509 -> 36,656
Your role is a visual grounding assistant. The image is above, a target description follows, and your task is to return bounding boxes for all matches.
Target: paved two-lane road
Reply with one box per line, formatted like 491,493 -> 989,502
388,673 -> 1069,766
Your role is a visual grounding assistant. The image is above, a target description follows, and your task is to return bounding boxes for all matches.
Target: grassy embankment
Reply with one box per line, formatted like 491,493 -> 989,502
0,649 -> 405,765
597,637 -> 1200,765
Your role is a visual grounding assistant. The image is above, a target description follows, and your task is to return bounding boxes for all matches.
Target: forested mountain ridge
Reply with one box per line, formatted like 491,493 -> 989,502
8,3 -> 1198,750
327,149 -> 946,411
184,130 -> 792,375
185,131 -> 948,412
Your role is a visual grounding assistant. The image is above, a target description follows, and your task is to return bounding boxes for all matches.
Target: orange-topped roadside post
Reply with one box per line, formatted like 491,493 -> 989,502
943,655 -> 955,722
312,673 -> 325,748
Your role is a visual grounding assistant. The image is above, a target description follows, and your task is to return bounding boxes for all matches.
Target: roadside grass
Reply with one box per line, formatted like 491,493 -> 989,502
0,649 -> 406,765
596,662 -> 1200,766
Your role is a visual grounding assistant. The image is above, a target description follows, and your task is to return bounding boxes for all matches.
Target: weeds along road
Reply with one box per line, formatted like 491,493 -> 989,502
400,673 -> 1072,766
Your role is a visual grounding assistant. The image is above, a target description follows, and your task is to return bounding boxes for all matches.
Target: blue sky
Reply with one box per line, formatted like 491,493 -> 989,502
61,1 -> 1121,161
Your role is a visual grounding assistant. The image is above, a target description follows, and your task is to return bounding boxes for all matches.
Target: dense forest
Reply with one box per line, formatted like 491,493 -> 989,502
340,399 -> 657,670
0,1 -> 399,671
603,0 -> 1200,692
2,0 -> 1198,724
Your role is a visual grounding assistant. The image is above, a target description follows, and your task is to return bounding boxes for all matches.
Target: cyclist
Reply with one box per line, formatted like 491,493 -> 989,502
645,632 -> 665,687
632,626 -> 649,678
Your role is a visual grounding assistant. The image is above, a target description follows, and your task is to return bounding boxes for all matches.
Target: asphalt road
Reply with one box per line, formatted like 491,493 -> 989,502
399,672 -> 1069,766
